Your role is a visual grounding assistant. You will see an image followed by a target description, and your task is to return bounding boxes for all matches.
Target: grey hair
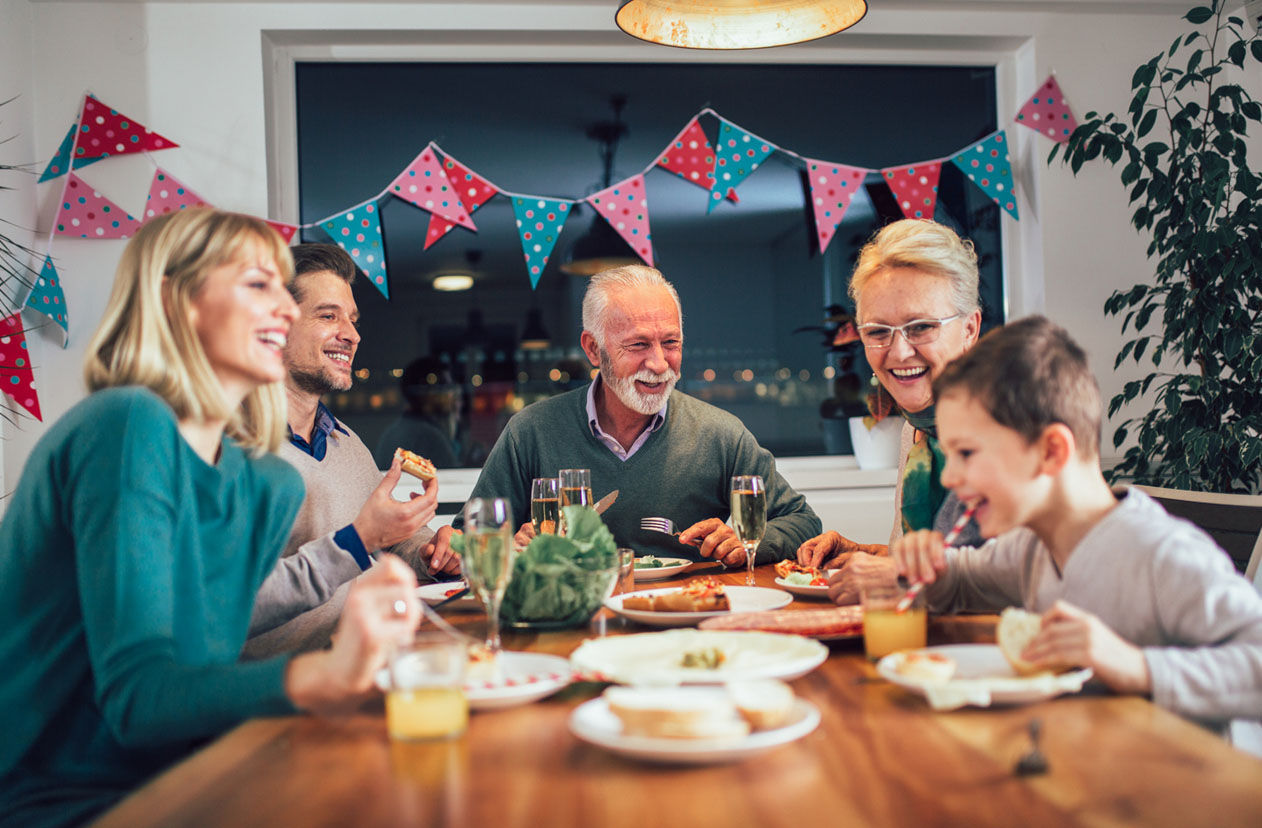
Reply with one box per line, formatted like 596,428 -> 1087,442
581,265 -> 682,349
849,219 -> 981,318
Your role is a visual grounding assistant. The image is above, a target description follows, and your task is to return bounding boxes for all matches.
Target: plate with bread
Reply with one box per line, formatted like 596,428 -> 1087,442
376,649 -> 572,711
606,578 -> 792,627
570,629 -> 828,685
569,681 -> 820,764
632,556 -> 693,582
416,580 -> 479,609
772,560 -> 836,599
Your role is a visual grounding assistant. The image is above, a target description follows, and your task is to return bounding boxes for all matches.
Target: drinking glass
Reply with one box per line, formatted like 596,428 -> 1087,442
614,547 -> 635,595
386,632 -> 469,741
460,497 -> 514,653
558,468 -> 592,535
530,477 -> 560,536
861,582 -> 927,660
730,475 -> 767,586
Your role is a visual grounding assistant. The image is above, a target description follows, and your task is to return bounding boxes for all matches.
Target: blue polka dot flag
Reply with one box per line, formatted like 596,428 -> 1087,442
708,117 -> 777,213
24,256 -> 70,342
38,122 -> 104,183
950,131 -> 1019,220
512,196 -> 571,289
321,201 -> 389,299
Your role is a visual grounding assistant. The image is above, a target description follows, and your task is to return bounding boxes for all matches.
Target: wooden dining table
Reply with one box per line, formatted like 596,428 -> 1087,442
93,565 -> 1262,827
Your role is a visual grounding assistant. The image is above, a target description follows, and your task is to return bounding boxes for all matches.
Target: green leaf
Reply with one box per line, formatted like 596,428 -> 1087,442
1185,48 -> 1204,75
1252,41 -> 1262,63
1184,6 -> 1214,24
1242,101 -> 1261,122
1229,40 -> 1246,68
1137,109 -> 1158,138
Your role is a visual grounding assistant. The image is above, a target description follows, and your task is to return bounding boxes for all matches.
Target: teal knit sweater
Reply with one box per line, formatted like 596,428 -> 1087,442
455,385 -> 820,562
0,387 -> 304,828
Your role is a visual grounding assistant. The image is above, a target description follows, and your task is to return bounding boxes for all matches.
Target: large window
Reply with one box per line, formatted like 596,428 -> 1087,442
295,62 -> 1003,466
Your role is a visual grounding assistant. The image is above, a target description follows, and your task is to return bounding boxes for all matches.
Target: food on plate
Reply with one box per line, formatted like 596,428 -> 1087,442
443,587 -> 465,598
466,642 -> 500,682
393,447 -> 436,481
604,686 -> 750,740
635,556 -> 666,569
775,560 -> 828,586
680,647 -> 726,669
998,607 -> 1072,676
728,680 -> 796,730
621,578 -> 730,613
892,651 -> 957,684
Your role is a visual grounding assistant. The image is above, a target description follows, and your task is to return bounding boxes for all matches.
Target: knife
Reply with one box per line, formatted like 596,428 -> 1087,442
594,489 -> 619,514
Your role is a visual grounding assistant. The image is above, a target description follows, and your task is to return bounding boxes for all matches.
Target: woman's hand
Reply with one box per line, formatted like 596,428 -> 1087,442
890,529 -> 948,586
1022,600 -> 1152,695
797,532 -> 887,568
826,553 -> 899,605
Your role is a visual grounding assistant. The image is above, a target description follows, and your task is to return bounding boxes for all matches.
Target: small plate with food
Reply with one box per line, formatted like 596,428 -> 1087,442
416,580 -> 478,609
606,579 -> 791,627
569,681 -> 820,764
377,649 -> 572,711
632,556 -> 694,581
772,560 -> 836,599
570,629 -> 828,685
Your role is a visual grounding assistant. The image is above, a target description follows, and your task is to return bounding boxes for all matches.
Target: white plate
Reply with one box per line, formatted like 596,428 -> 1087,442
632,557 -> 694,581
877,644 -> 1094,708
416,581 -> 479,609
570,629 -> 829,685
376,650 -> 572,711
773,577 -> 830,599
605,585 -> 793,628
569,689 -> 820,764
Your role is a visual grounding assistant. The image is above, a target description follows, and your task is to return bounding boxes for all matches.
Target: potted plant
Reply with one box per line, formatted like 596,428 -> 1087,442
1,95 -> 40,431
1054,1 -> 1262,494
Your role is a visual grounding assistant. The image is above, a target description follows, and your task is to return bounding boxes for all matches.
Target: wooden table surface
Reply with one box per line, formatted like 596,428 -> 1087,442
93,565 -> 1262,828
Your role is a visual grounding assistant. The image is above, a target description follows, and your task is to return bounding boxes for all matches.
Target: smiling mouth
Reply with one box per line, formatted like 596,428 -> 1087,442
325,350 -> 352,367
889,366 -> 928,380
258,331 -> 288,351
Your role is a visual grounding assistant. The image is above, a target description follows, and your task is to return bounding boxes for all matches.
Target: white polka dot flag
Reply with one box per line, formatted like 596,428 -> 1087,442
950,132 -> 1019,220
144,168 -> 209,220
0,312 -> 41,421
585,174 -> 653,267
38,122 -> 104,183
54,173 -> 140,239
74,94 -> 179,163
321,202 -> 389,299
24,257 -> 69,342
708,118 -> 776,214
388,145 -> 477,232
656,117 -> 739,204
1015,75 -> 1079,143
880,161 -> 942,221
425,154 -> 499,250
511,196 -> 571,289
803,159 -> 870,254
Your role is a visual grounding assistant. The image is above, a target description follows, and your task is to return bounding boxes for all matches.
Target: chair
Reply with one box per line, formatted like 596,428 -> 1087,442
1135,486 -> 1262,589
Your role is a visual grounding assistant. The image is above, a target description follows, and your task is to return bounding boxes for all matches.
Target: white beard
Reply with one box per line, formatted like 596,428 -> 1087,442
600,353 -> 680,416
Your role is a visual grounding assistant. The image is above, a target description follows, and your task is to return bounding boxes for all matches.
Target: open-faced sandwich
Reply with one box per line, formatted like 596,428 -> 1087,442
393,447 -> 437,481
892,651 -> 957,684
621,578 -> 730,613
604,679 -> 796,740
774,559 -> 828,587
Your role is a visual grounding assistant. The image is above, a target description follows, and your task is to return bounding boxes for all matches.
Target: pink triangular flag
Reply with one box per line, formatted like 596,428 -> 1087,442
266,221 -> 299,244
389,145 -> 476,231
144,168 -> 210,220
1015,75 -> 1079,143
424,154 -> 499,249
54,173 -> 140,239
803,159 -> 869,253
656,118 -> 738,203
75,94 -> 179,162
585,174 -> 653,267
880,161 -> 942,221
0,312 -> 42,421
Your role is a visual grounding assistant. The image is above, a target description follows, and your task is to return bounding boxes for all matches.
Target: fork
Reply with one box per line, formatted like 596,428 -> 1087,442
639,517 -> 702,545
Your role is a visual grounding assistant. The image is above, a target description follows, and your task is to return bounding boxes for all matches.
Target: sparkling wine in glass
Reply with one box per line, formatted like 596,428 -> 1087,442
530,477 -> 560,536
558,468 -> 592,535
730,475 -> 767,586
460,497 -> 514,653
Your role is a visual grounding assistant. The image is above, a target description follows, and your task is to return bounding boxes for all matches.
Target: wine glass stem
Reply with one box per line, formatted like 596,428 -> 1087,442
486,595 -> 502,653
745,543 -> 757,585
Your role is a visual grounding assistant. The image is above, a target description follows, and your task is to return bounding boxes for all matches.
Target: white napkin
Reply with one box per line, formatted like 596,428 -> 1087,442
923,671 -> 1089,711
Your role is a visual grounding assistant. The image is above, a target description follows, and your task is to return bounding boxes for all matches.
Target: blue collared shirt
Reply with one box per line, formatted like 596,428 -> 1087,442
585,375 -> 667,460
288,401 -> 371,570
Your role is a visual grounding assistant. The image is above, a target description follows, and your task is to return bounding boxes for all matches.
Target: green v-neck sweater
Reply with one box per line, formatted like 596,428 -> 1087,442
455,385 -> 820,562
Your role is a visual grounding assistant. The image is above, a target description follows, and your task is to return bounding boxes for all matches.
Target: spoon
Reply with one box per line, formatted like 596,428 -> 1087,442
1014,718 -> 1050,776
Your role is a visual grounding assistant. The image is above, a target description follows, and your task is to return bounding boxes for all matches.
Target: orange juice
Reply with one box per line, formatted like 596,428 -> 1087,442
863,607 -> 928,660
387,687 -> 469,741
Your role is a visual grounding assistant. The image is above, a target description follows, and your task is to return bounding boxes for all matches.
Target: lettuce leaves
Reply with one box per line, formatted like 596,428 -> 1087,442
499,505 -> 619,626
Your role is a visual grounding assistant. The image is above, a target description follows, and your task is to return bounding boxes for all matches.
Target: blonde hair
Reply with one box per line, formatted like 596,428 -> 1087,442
582,265 -> 682,349
84,208 -> 294,454
849,220 -> 981,317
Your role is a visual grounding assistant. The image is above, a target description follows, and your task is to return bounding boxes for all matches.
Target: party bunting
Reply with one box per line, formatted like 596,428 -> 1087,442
951,132 -> 1018,220
389,145 -> 476,231
803,159 -> 869,254
425,155 -> 499,250
54,173 -> 140,239
266,221 -> 299,244
881,161 -> 942,220
38,123 -> 104,182
1015,75 -> 1079,143
512,197 -> 571,289
144,168 -> 210,220
586,174 -> 653,267
74,94 -> 178,162
0,312 -> 41,421
24,256 -> 69,340
321,202 -> 389,299
708,118 -> 776,213
656,118 -> 738,204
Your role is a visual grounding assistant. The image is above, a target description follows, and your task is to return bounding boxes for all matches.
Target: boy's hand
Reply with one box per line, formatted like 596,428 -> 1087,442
890,530 -> 948,585
1022,600 -> 1152,695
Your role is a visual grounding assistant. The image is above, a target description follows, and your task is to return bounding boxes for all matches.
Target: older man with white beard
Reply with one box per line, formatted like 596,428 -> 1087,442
454,265 -> 819,565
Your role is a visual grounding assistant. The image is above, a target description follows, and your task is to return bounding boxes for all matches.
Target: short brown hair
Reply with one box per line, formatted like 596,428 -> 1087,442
932,315 -> 1102,457
290,243 -> 357,302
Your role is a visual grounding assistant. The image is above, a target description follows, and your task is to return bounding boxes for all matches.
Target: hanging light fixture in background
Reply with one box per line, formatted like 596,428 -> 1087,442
519,307 -> 551,350
615,0 -> 867,50
431,248 -> 482,292
560,95 -> 641,276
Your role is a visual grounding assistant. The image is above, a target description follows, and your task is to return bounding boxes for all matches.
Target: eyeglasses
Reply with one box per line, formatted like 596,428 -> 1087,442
856,315 -> 961,349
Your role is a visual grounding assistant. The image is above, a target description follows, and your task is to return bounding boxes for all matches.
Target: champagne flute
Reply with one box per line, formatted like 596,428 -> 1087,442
730,475 -> 767,586
530,477 -> 560,536
558,468 -> 592,535
460,497 -> 514,653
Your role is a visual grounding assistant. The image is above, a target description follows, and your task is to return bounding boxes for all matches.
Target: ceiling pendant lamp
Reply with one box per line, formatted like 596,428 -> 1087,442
615,0 -> 868,50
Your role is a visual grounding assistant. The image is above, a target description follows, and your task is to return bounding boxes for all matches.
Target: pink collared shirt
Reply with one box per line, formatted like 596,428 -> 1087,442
585,375 -> 667,461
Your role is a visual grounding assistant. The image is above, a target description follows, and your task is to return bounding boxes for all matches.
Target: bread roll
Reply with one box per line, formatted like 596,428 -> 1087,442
894,651 -> 956,684
728,680 -> 796,730
605,687 -> 750,740
997,607 -> 1071,676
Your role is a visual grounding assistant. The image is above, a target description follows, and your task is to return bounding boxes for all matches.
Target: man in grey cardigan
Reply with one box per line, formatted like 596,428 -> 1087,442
243,244 -> 458,658
455,265 -> 820,565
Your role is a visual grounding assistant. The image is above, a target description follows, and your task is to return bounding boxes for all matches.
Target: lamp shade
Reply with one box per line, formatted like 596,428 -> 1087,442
559,214 -> 641,276
615,0 -> 867,50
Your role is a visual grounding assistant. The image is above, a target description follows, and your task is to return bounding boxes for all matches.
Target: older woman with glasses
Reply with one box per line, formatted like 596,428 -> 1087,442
796,219 -> 986,604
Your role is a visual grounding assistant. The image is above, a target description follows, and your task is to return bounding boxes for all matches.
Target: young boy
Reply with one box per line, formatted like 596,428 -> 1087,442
893,315 -> 1262,730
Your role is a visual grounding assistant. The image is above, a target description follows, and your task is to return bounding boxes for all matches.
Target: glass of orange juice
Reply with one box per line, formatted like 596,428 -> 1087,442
861,583 -> 927,660
387,633 -> 469,741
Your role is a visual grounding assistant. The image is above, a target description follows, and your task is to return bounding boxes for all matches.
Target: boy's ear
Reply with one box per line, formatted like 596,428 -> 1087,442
1036,423 -> 1076,476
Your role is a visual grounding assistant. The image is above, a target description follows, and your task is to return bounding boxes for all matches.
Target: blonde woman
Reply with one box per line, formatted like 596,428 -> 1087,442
0,209 -> 420,828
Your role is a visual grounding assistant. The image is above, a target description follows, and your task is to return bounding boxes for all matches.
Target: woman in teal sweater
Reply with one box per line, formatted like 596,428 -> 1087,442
0,210 -> 422,827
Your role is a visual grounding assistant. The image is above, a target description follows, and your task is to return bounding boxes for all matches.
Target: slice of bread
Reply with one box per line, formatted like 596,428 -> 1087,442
605,687 -> 750,740
997,607 -> 1053,676
728,680 -> 796,730
894,651 -> 957,684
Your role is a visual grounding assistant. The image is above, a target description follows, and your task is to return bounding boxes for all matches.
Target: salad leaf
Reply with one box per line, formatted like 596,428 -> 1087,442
499,505 -> 619,626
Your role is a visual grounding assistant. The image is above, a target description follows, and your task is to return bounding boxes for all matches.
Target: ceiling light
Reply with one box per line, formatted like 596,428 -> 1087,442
615,0 -> 867,50
520,307 -> 551,351
432,273 -> 474,292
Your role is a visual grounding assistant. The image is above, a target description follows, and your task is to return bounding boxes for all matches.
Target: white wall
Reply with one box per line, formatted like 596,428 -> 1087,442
5,0 -> 1254,492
